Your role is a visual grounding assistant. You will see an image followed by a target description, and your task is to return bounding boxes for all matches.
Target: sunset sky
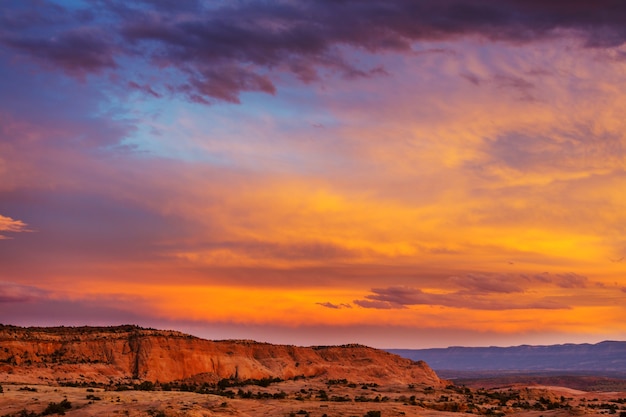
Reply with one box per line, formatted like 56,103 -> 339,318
1,0 -> 625,349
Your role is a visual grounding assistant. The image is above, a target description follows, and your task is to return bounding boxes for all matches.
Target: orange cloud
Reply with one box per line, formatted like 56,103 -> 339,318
0,214 -> 29,239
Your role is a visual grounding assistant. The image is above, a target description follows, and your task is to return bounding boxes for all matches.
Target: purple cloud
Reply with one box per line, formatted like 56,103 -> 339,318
0,282 -> 48,303
450,273 -> 525,294
316,302 -> 352,309
354,281 -> 571,311
521,273 -> 589,289
552,273 -> 589,289
3,1 -> 626,104
3,27 -> 118,76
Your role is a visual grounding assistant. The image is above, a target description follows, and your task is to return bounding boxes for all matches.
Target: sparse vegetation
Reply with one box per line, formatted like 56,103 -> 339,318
5,326 -> 626,417
41,399 -> 72,416
135,380 -> 155,391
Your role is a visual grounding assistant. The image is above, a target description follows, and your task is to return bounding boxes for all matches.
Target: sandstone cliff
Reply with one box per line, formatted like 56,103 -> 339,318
0,325 -> 443,386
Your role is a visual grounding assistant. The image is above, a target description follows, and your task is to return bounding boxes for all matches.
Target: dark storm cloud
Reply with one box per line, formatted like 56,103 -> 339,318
3,0 -> 626,103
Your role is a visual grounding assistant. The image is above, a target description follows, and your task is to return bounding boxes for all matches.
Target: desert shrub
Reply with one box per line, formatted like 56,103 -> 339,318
0,384 -> 3,394
274,391 -> 287,399
135,381 -> 155,391
14,410 -> 38,417
41,399 -> 72,415
330,395 -> 351,402
365,411 -> 381,417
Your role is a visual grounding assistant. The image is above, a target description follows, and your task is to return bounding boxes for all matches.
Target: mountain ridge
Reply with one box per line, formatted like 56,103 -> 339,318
388,340 -> 626,373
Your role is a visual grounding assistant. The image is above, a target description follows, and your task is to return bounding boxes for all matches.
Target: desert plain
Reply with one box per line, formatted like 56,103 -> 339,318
2,326 -> 626,417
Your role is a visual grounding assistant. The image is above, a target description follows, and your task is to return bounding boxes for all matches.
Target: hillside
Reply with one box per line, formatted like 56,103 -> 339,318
0,324 -> 443,386
389,341 -> 626,374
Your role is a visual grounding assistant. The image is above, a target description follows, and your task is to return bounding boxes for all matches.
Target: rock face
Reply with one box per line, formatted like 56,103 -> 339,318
0,325 -> 443,386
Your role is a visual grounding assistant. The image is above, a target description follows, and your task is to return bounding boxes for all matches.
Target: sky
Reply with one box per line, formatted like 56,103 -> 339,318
1,0 -> 625,349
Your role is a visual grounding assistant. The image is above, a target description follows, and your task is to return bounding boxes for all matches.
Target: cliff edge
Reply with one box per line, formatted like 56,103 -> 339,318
0,325 -> 443,386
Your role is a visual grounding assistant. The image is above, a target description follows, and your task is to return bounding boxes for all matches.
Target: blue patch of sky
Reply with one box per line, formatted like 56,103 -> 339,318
116,77 -> 345,172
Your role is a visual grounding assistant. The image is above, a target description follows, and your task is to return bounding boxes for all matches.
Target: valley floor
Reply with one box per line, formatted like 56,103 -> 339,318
1,380 -> 625,417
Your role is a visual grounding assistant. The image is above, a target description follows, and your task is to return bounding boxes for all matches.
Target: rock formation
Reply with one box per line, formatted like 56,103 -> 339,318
0,325 -> 443,386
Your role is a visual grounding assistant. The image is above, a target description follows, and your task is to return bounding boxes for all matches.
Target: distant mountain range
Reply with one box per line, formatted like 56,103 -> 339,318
388,341 -> 626,374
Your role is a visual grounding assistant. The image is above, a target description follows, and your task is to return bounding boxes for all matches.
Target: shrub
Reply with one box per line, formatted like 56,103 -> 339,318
16,410 -> 38,417
365,411 -> 381,417
136,381 -> 155,391
42,399 -> 72,415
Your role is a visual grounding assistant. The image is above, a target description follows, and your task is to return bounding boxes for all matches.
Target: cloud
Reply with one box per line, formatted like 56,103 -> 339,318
0,282 -> 48,303
175,240 -> 361,266
128,81 -> 161,98
552,273 -> 589,289
3,27 -> 118,77
316,302 -> 352,309
0,214 -> 29,239
352,299 -> 400,310
4,1 -> 626,104
520,273 -> 589,289
450,273 -> 524,294
354,282 -> 571,311
0,294 -> 150,327
370,270 -> 597,311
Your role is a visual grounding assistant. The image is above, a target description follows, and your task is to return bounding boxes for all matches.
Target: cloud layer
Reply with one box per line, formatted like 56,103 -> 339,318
1,0 -> 626,347
4,1 -> 626,104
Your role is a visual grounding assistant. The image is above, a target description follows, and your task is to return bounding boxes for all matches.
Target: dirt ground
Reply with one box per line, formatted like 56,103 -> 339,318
2,379 -> 625,417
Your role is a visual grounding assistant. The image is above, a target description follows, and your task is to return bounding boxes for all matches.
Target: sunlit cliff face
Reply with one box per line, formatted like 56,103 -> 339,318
1,1 -> 625,348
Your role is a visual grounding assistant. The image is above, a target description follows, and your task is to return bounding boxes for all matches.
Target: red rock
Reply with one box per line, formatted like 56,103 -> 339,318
0,325 -> 444,386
